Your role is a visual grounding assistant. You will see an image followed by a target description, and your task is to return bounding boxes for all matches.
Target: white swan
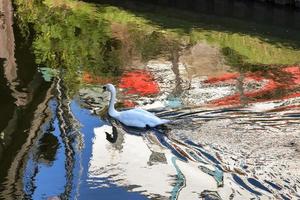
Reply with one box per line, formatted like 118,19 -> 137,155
103,84 -> 170,128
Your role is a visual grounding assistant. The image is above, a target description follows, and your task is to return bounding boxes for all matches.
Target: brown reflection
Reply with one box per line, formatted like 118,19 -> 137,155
0,0 -> 51,158
170,45 -> 183,96
0,0 -> 54,198
0,0 -> 29,107
0,83 -> 54,200
0,58 -> 15,132
180,43 -> 228,78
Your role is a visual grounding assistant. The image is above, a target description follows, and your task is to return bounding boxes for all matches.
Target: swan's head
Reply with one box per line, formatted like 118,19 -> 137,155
103,83 -> 116,93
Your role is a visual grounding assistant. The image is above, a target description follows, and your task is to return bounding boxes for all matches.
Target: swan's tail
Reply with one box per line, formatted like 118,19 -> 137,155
160,119 -> 171,125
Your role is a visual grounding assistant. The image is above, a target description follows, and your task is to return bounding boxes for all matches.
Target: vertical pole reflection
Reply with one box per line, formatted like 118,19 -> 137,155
55,77 -> 83,199
170,157 -> 186,200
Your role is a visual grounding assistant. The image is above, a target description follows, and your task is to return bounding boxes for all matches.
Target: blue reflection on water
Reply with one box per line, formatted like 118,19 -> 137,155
23,100 -> 67,199
21,98 -> 294,199
22,99 -> 147,199
70,101 -> 148,200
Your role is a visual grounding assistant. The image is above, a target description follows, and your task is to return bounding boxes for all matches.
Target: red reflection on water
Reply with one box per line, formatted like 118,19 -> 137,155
283,66 -> 300,84
119,70 -> 159,96
82,72 -> 114,84
204,73 -> 239,84
269,104 -> 300,112
206,66 -> 300,106
82,70 -> 159,108
123,100 -> 136,108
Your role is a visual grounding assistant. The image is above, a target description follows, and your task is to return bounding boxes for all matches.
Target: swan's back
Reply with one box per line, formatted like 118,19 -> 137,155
116,108 -> 169,128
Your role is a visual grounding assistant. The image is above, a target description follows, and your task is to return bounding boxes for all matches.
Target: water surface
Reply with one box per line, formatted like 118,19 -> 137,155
1,0 -> 300,199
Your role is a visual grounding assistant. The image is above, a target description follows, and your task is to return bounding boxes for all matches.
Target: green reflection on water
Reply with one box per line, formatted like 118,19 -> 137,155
14,0 -> 300,95
15,0 -> 121,80
99,4 -> 300,65
190,30 -> 300,65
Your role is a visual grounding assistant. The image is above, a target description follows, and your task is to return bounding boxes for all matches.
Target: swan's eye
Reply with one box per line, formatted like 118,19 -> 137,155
103,86 -> 107,90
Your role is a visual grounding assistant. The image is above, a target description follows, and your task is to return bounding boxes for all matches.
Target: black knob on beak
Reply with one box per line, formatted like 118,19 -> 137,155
102,86 -> 106,92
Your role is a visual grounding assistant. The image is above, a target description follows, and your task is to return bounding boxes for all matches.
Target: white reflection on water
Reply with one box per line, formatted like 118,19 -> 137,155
89,125 -> 176,198
87,121 -> 288,199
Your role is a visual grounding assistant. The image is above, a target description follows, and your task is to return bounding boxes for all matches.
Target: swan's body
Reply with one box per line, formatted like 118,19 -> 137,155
103,84 -> 170,128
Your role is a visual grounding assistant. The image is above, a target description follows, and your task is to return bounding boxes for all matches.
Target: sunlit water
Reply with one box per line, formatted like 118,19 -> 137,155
1,0 -> 300,199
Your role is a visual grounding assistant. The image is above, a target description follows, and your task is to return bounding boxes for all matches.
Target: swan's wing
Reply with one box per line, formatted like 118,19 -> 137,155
133,109 -> 170,124
118,109 -> 167,128
132,109 -> 170,124
117,110 -> 150,128
131,108 -> 156,116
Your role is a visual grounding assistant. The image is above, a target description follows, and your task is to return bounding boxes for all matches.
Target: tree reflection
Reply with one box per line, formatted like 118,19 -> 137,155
37,132 -> 59,165
15,0 -> 124,95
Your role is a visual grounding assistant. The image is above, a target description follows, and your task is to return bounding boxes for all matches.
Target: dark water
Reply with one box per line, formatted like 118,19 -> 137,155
87,0 -> 300,41
1,0 -> 300,199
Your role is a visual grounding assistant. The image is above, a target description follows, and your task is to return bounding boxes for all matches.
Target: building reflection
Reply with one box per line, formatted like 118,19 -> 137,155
0,1 -> 54,197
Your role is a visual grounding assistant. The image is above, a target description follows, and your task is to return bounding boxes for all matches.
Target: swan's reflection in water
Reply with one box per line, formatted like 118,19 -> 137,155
88,119 -> 290,199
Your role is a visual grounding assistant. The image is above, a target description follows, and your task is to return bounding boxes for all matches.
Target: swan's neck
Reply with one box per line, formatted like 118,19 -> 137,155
108,88 -> 119,117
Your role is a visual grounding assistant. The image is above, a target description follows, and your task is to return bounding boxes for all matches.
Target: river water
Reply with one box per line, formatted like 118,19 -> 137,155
1,0 -> 300,199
